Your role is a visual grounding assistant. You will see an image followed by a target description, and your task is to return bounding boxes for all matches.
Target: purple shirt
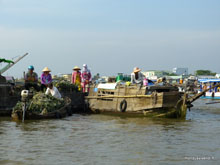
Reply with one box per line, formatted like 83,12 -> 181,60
41,73 -> 52,85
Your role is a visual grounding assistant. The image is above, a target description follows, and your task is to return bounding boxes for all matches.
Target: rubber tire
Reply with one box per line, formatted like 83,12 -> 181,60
120,99 -> 127,112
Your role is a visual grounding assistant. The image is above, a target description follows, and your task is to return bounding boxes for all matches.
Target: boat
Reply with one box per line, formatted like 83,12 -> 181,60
198,79 -> 220,99
85,83 -> 188,118
11,97 -> 71,120
0,53 -> 28,116
0,75 -> 20,116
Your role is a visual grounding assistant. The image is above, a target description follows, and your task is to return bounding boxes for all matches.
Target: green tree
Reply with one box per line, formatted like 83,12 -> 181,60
195,70 -> 216,76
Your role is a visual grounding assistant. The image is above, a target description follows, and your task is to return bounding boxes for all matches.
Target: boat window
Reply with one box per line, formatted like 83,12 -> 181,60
98,98 -> 113,101
98,90 -> 114,95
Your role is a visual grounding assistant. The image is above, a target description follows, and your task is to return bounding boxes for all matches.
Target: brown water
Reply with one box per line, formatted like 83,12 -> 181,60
0,99 -> 220,165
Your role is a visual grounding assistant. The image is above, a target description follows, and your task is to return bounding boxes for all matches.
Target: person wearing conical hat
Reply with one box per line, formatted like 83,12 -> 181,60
40,67 -> 52,91
131,67 -> 145,84
71,66 -> 81,91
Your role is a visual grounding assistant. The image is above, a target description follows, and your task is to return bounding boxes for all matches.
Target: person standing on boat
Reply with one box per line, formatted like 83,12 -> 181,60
45,83 -> 62,99
81,64 -> 92,93
72,66 -> 81,91
131,67 -> 145,85
24,65 -> 40,91
41,67 -> 52,91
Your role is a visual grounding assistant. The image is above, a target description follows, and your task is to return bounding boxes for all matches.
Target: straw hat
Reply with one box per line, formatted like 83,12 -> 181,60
42,67 -> 51,72
73,66 -> 81,70
133,67 -> 141,73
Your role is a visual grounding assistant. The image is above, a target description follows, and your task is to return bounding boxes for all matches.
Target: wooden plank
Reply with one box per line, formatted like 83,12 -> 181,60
86,95 -> 154,99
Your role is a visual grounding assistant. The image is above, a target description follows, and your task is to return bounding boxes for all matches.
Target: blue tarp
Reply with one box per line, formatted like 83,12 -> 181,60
198,79 -> 220,83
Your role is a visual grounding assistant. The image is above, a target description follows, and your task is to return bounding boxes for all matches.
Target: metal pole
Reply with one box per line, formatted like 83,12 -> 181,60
22,101 -> 26,122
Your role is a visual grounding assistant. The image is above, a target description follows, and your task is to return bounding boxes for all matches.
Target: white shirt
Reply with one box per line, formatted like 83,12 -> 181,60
131,72 -> 145,84
45,86 -> 62,99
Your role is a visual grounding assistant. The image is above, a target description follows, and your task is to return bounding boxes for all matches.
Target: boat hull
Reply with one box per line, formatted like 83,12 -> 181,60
86,85 -> 187,119
11,97 -> 71,120
198,91 -> 220,99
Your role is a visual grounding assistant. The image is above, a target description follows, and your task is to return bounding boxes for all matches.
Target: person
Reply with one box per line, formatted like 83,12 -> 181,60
24,65 -> 39,91
131,67 -> 145,85
202,83 -> 207,91
72,66 -> 81,91
116,73 -> 123,82
81,64 -> 92,93
41,67 -> 52,91
157,77 -> 167,86
45,83 -> 61,99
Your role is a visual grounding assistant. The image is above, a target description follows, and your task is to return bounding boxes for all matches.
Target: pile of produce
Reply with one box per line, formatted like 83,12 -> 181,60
13,92 -> 65,114
54,80 -> 78,92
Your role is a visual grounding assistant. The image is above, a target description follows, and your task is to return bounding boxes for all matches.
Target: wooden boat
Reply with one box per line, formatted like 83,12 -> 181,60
11,97 -> 71,120
0,76 -> 21,116
0,53 -> 28,116
85,83 -> 188,118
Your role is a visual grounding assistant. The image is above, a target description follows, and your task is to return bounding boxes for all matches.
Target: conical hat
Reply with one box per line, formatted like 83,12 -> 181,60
73,66 -> 81,70
42,67 -> 51,72
133,67 -> 141,73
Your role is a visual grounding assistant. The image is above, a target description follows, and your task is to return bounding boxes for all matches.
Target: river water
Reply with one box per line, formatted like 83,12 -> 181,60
0,99 -> 219,165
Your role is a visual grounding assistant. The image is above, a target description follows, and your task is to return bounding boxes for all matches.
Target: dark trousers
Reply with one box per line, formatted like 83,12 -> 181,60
41,84 -> 47,92
25,83 -> 40,91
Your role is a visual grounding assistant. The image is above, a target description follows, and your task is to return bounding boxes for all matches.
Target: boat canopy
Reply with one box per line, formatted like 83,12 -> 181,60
198,79 -> 220,83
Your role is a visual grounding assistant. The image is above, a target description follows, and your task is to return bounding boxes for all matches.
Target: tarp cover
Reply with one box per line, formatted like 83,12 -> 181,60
97,83 -> 117,89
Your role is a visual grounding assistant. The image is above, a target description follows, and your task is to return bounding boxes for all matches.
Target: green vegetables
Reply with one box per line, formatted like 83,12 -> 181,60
54,80 -> 78,92
13,92 -> 65,114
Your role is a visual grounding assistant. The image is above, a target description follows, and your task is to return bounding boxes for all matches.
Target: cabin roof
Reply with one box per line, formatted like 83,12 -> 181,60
198,79 -> 220,83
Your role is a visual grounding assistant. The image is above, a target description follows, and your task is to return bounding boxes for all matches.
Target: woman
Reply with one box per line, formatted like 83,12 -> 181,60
81,64 -> 92,93
41,67 -> 52,91
72,66 -> 81,91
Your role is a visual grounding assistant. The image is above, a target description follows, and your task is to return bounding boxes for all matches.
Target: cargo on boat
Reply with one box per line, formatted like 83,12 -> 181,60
11,92 -> 71,120
85,83 -> 188,118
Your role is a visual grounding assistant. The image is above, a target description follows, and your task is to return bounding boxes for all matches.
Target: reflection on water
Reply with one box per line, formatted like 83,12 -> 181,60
0,99 -> 219,165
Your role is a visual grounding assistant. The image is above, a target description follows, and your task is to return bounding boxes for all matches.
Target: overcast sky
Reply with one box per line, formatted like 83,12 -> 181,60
1,0 -> 220,78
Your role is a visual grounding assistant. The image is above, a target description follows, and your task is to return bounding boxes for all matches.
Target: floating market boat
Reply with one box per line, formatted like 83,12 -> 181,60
197,79 -> 220,99
0,76 -> 20,116
0,53 -> 28,116
85,83 -> 188,118
11,93 -> 71,120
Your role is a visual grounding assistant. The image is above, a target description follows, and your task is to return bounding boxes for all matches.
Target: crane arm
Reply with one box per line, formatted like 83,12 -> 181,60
0,53 -> 28,74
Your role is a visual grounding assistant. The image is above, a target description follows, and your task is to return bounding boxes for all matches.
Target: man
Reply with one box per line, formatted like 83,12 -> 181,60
45,83 -> 62,99
24,65 -> 39,91
131,67 -> 145,84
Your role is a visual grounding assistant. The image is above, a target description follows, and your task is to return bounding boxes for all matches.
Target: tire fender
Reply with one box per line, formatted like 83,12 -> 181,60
120,99 -> 127,112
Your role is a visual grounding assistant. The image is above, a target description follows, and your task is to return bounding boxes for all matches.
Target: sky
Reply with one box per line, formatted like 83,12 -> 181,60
0,0 -> 220,78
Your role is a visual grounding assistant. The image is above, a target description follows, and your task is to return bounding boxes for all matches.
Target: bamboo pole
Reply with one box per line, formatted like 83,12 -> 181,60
86,95 -> 153,99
